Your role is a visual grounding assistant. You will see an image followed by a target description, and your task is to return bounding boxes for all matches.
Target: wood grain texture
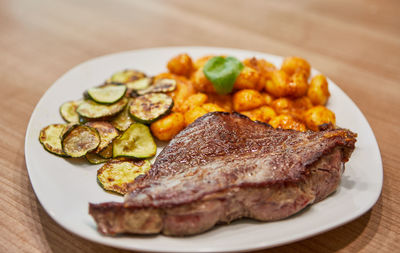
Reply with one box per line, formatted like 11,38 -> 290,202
0,0 -> 399,252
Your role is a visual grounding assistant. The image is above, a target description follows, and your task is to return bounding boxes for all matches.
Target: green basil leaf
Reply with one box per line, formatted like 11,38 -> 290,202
203,56 -> 244,94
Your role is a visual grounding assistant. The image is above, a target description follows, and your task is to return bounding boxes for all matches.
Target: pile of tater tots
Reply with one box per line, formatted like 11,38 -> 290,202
150,53 -> 335,141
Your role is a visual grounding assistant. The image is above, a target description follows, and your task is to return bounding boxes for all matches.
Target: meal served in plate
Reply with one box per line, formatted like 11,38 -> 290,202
38,53 -> 357,236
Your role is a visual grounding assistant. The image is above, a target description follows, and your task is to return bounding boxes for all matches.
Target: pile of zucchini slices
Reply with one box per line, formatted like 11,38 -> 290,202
39,70 -> 176,195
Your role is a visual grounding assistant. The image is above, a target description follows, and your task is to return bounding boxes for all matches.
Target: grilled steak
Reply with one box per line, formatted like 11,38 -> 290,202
89,112 -> 357,236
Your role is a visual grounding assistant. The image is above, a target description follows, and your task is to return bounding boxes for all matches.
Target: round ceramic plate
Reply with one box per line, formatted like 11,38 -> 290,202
25,47 -> 383,252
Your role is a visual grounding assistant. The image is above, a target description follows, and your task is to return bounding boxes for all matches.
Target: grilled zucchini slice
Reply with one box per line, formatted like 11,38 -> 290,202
86,152 -> 109,164
110,99 -> 134,131
97,158 -> 151,195
85,121 -> 119,153
59,100 -> 82,123
87,84 -> 126,104
108,70 -> 146,84
129,93 -> 173,124
113,123 -> 156,159
126,77 -> 152,91
99,143 -> 113,158
76,97 -> 128,119
61,125 -> 100,157
137,78 -> 176,95
39,124 -> 68,157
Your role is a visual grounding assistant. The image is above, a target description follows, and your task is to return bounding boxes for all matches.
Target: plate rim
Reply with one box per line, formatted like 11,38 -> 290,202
24,46 -> 383,252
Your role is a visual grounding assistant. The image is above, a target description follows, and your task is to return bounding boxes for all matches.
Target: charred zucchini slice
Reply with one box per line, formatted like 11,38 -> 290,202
110,99 -> 134,131
87,84 -> 126,104
61,125 -> 100,157
137,78 -> 176,95
99,143 -> 113,158
108,70 -> 146,84
86,152 -> 109,164
129,93 -> 173,124
97,158 -> 151,195
126,77 -> 152,91
39,124 -> 68,157
85,121 -> 119,153
76,97 -> 128,119
59,100 -> 82,123
113,123 -> 156,159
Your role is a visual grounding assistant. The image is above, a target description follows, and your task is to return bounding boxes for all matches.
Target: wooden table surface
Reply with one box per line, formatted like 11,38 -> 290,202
1,0 -> 399,252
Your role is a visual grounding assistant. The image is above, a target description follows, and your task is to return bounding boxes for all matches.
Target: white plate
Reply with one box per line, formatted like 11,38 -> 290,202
25,47 -> 383,252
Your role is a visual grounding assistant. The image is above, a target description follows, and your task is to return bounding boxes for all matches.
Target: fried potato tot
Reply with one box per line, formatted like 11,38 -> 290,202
191,67 -> 216,93
184,106 -> 208,126
178,93 -> 208,113
266,70 -> 289,97
232,89 -> 265,112
308,74 -> 330,106
271,98 -> 294,115
293,96 -> 313,111
288,72 -> 308,98
233,66 -> 260,91
269,114 -> 307,132
150,112 -> 185,141
168,79 -> 196,112
291,96 -> 313,120
167,53 -> 193,77
281,56 -> 311,79
206,93 -> 233,112
202,103 -> 226,113
241,105 -> 276,123
304,106 -> 336,131
193,55 -> 215,70
261,92 -> 275,106
243,57 -> 276,90
153,72 -> 187,83
266,70 -> 308,98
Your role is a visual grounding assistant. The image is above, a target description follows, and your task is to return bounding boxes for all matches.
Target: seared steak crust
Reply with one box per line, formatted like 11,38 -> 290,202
89,112 -> 356,236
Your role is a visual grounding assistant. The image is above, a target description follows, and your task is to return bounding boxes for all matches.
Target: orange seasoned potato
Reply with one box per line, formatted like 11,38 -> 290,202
293,96 -> 313,111
153,72 -> 187,82
168,79 -> 196,112
202,103 -> 226,113
232,89 -> 265,112
304,106 -> 336,131
179,93 -> 208,113
241,105 -> 276,123
288,72 -> 308,97
233,66 -> 260,90
261,92 -> 275,106
206,93 -> 233,112
160,53 -> 335,133
193,55 -> 214,70
266,70 -> 289,97
281,56 -> 311,79
291,96 -> 313,120
167,53 -> 193,77
266,70 -> 308,98
150,112 -> 185,141
184,106 -> 208,126
191,67 -> 216,93
308,74 -> 330,105
271,98 -> 294,115
243,57 -> 276,90
269,114 -> 307,132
